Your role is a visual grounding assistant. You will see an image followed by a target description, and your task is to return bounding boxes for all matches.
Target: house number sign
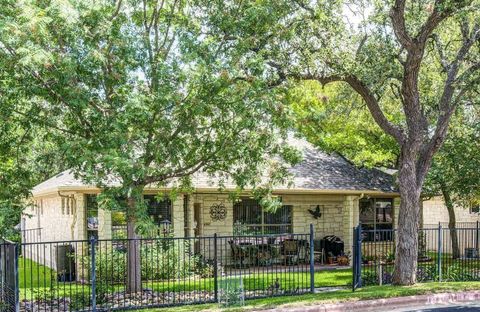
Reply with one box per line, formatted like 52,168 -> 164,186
210,203 -> 227,221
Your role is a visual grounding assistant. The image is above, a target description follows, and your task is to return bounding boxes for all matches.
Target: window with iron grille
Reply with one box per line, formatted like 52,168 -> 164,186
233,198 -> 292,235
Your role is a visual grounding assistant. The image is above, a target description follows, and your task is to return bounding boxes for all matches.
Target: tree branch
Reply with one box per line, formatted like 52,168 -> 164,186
296,73 -> 406,143
390,0 -> 413,50
416,22 -> 480,181
432,33 -> 449,71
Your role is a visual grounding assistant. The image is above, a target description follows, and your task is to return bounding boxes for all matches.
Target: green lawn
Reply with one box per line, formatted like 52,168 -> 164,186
18,257 -> 352,299
17,257 -> 480,312
138,281 -> 480,312
19,257 -> 56,288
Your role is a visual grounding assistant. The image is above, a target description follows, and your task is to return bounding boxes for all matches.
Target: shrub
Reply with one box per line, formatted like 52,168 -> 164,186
68,283 -> 114,311
81,240 -> 199,283
193,255 -> 214,278
140,240 -> 195,280
444,264 -> 480,282
218,277 -> 245,307
417,264 -> 438,282
69,292 -> 90,311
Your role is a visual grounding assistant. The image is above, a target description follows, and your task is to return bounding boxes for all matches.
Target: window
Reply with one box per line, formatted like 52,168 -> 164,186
360,198 -> 393,241
144,195 -> 172,225
61,198 -> 65,215
233,198 -> 292,235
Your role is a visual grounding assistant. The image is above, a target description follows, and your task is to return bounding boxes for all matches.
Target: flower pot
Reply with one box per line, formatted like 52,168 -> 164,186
337,256 -> 349,266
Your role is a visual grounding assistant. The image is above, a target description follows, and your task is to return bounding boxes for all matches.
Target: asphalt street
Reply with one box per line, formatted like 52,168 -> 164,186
391,301 -> 480,312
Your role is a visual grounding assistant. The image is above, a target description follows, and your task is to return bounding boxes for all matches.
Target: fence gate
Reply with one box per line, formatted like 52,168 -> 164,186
0,241 -> 18,312
352,225 -> 362,291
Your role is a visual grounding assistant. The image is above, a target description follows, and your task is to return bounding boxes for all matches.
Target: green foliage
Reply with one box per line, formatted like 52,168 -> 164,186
218,277 -> 245,307
68,283 -> 113,311
84,241 -> 200,282
444,264 -> 480,282
0,0 -> 301,230
288,81 -> 400,168
68,292 -> 91,311
424,108 -> 480,205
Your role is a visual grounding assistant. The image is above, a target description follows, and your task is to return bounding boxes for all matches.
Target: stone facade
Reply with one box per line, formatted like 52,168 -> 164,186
23,193 -> 112,270
422,196 -> 480,226
25,191 -> 401,268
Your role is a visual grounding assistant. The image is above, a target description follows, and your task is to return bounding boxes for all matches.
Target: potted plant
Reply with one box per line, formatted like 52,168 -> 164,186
362,255 -> 375,265
384,252 -> 395,264
337,252 -> 350,266
327,252 -> 336,264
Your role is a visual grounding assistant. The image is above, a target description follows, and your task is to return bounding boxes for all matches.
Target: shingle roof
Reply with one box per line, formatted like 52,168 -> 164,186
32,136 -> 397,195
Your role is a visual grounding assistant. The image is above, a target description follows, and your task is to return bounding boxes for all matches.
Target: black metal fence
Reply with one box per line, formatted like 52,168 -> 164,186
0,241 -> 19,312
19,229 -> 42,245
0,225 -> 354,311
354,224 -> 480,288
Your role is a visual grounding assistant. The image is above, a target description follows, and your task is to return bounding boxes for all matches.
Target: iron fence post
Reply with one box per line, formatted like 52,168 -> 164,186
437,223 -> 442,282
352,224 -> 362,291
352,226 -> 356,292
310,224 -> 315,293
476,221 -> 479,253
90,236 -> 97,311
213,233 -> 218,303
355,223 -> 362,290
14,243 -> 19,312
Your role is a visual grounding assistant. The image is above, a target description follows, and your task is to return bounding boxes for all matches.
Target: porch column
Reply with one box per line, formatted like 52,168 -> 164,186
73,194 -> 86,240
187,196 -> 195,237
98,208 -> 112,239
342,195 -> 358,256
393,197 -> 401,230
172,196 -> 185,237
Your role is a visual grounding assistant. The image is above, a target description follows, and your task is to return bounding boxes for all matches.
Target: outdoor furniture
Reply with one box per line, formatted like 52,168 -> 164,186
229,240 -> 251,268
256,243 -> 275,266
281,239 -> 300,265
313,239 -> 325,264
297,239 -> 310,263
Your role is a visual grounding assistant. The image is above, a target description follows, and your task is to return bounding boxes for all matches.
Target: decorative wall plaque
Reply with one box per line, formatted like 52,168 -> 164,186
308,205 -> 323,219
210,203 -> 227,221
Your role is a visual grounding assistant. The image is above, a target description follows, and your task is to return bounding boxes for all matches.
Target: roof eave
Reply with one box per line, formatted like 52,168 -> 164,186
32,185 -> 399,198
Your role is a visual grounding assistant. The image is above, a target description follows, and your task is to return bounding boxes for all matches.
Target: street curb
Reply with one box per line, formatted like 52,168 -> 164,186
262,290 -> 480,312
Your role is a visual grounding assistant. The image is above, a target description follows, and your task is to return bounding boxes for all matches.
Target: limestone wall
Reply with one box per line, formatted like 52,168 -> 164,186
423,196 -> 480,226
189,193 -> 361,259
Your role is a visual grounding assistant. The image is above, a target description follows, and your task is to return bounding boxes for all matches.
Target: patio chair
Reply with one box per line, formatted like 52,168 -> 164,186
229,240 -> 249,268
313,240 -> 325,264
281,239 -> 299,265
256,244 -> 274,266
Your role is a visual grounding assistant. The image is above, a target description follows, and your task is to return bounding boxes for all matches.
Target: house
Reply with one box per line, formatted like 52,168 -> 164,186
422,197 -> 480,227
23,138 -> 400,265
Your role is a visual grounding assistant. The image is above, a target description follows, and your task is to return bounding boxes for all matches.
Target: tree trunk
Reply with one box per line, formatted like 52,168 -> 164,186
392,156 -> 422,285
441,186 -> 460,259
126,187 -> 143,293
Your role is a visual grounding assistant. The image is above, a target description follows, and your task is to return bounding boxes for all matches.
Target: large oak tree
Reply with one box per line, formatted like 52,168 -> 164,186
202,0 -> 480,284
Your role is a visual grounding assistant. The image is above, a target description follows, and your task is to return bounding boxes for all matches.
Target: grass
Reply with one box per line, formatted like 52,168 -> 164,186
17,256 -> 352,299
18,257 -> 56,288
20,269 -> 352,297
138,281 -> 480,312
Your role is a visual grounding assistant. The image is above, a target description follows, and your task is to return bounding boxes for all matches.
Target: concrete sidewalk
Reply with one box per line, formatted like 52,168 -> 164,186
262,290 -> 480,312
